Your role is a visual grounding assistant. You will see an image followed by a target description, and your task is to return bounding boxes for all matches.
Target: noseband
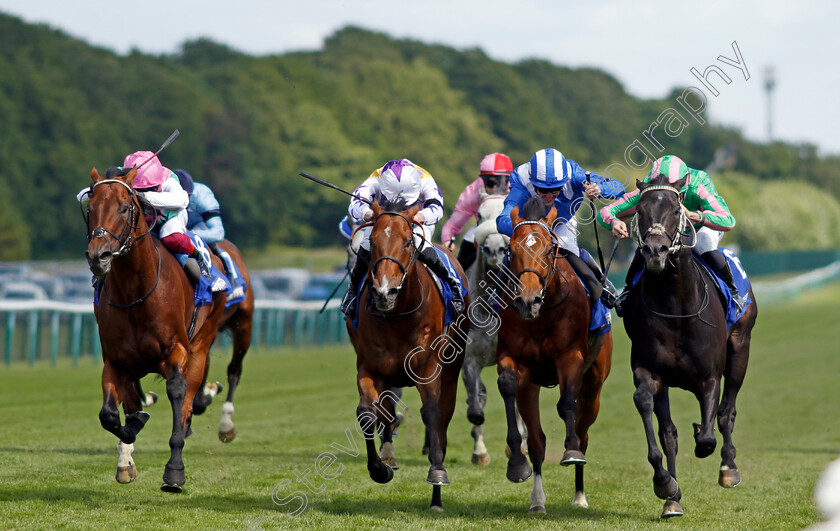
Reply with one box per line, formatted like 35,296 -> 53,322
632,185 -> 696,254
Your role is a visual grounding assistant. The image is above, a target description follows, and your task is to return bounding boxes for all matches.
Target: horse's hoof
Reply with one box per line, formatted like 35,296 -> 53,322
661,499 -> 684,518
653,475 -> 679,500
427,468 -> 449,486
381,456 -> 399,470
369,462 -> 393,484
471,453 -> 491,466
572,491 -> 589,508
694,437 -> 716,458
162,465 -> 186,492
719,466 -> 741,488
560,450 -> 586,466
429,504 -> 444,512
160,482 -> 183,493
218,428 -> 238,443
143,392 -> 158,407
506,461 -> 532,483
115,464 -> 137,484
529,505 -> 546,514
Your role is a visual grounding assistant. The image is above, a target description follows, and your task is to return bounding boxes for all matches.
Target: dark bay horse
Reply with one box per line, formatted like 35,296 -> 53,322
347,201 -> 470,511
497,198 -> 613,513
84,166 -> 227,492
623,175 -> 757,518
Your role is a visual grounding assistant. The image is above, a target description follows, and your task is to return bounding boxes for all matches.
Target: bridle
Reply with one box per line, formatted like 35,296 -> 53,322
632,185 -> 696,254
367,210 -> 423,293
82,178 -> 161,308
509,219 -> 572,309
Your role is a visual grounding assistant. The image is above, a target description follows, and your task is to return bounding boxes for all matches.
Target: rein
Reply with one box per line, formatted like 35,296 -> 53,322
84,179 -> 162,308
639,258 -> 716,327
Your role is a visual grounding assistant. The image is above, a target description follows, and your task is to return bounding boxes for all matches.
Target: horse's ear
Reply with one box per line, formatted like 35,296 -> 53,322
406,203 -> 420,219
674,176 -> 688,191
543,205 -> 558,226
90,168 -> 103,183
636,179 -> 647,191
371,201 -> 382,218
124,166 -> 138,187
510,205 -> 522,226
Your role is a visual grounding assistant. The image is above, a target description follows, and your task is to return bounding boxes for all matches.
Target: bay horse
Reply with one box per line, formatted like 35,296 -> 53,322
460,194 -> 527,466
623,175 -> 757,518
193,239 -> 255,443
497,197 -> 613,513
347,201 -> 470,511
84,166 -> 226,492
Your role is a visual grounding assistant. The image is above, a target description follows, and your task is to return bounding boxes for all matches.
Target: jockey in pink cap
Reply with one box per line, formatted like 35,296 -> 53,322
77,150 -> 212,282
441,152 -> 513,271
340,158 -> 464,317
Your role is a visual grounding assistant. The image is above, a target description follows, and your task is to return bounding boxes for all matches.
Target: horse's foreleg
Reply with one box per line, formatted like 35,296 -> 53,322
693,377 -> 721,459
357,374 -> 392,485
161,364 -> 188,493
219,312 -> 253,443
377,389 -> 401,470
516,383 -> 546,513
632,367 -> 678,502
556,366 -> 584,466
498,359 -> 531,482
100,363 -> 150,445
462,354 -> 485,425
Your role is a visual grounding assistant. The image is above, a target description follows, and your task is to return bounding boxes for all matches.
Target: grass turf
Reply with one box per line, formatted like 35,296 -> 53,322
1,281 -> 838,529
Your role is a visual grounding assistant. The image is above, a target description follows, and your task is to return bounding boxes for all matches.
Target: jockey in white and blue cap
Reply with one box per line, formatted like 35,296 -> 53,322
341,159 -> 464,317
497,148 -> 626,306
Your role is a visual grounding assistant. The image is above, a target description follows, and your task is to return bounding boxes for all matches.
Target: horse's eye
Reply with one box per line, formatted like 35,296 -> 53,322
120,204 -> 129,214
404,239 -> 412,248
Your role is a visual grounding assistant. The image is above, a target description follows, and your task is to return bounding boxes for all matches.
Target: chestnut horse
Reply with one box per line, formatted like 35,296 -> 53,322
623,175 -> 756,518
497,197 -> 613,513
191,239 -> 255,443
347,202 -> 470,511
84,166 -> 226,492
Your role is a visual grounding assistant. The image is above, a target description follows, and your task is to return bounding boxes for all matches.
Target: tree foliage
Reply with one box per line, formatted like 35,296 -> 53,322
1,14 -> 838,259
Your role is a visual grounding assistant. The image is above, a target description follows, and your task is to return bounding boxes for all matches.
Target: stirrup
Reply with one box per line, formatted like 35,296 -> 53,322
198,256 -> 212,280
732,292 -> 745,313
340,292 -> 357,317
613,288 -> 630,317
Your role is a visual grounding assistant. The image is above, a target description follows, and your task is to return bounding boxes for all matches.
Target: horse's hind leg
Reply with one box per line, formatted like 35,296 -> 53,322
498,360 -> 531,483
516,383 -> 547,513
426,366 -> 460,511
377,389 -> 406,470
718,327 -> 752,487
462,354 -> 490,465
693,377 -> 721,459
219,311 -> 254,443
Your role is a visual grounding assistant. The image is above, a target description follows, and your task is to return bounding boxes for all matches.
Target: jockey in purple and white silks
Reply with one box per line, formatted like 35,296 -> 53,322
496,148 -> 626,306
597,154 -> 746,313
341,159 -> 465,317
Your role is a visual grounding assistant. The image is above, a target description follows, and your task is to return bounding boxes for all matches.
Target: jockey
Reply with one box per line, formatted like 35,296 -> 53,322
172,169 -> 225,246
78,151 -> 212,282
441,152 -> 513,271
341,158 -> 465,317
496,148 -> 625,306
597,154 -> 746,313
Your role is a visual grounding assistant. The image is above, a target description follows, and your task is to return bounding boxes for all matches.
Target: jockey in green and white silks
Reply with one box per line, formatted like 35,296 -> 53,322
596,154 -> 746,313
341,159 -> 464,317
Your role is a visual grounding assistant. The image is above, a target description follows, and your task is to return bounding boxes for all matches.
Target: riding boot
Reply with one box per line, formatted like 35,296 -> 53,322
561,249 -> 602,307
420,247 -> 465,314
190,248 -> 212,279
209,242 -> 233,278
612,248 -> 644,317
456,242 -> 477,272
702,250 -> 745,312
581,249 -> 618,307
341,247 -> 371,317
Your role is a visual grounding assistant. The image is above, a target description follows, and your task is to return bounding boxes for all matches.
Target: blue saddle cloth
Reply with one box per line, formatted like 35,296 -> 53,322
351,247 -> 466,331
214,245 -> 247,308
629,247 -> 752,329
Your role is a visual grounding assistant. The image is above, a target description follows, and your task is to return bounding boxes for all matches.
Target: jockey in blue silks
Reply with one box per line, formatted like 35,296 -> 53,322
496,148 -> 625,306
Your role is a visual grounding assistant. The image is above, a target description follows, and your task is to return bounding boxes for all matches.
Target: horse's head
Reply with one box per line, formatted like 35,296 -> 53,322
635,174 -> 688,274
84,166 -> 144,276
508,197 -> 557,319
367,201 -> 421,312
474,220 -> 508,271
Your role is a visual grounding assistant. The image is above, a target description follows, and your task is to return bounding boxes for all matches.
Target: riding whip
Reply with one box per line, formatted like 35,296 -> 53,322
136,129 -> 180,169
585,171 -> 607,275
299,171 -> 372,206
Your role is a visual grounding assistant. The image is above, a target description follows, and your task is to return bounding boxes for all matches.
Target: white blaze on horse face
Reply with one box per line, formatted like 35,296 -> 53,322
384,227 -> 392,239
525,234 -> 537,248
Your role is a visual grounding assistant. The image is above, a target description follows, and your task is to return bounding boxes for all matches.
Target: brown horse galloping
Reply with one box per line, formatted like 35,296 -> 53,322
347,202 -> 470,511
623,175 -> 757,518
84,166 -> 226,492
497,197 -> 612,513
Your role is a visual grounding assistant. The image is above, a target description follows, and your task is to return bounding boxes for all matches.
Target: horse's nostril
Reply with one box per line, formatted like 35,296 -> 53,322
387,288 -> 399,298
658,245 -> 668,255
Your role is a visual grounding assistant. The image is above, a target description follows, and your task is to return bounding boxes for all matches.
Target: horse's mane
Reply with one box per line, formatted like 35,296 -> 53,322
382,198 -> 419,212
522,196 -> 546,221
105,166 -> 132,179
